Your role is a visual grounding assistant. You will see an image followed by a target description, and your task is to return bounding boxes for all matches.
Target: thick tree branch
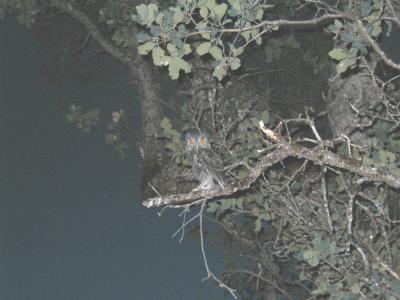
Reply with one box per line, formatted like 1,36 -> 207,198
143,141 -> 400,208
354,18 -> 400,71
50,1 -> 137,69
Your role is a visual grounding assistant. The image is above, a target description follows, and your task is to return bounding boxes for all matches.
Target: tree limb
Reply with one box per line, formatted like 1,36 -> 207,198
49,1 -> 137,69
143,141 -> 400,208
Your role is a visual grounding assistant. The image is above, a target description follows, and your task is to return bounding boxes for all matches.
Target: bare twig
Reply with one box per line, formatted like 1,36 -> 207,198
321,167 -> 333,232
199,199 -> 237,298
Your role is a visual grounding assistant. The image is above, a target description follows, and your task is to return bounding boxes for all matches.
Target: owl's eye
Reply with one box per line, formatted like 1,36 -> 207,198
187,137 -> 195,145
199,136 -> 206,144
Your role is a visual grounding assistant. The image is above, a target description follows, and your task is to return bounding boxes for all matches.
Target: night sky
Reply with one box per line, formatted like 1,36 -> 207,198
1,18 -> 223,300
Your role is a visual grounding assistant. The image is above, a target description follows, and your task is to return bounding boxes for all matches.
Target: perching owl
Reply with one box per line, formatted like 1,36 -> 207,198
185,132 -> 225,191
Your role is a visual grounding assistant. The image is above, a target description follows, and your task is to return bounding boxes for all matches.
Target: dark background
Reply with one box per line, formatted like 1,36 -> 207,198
0,18 -> 223,300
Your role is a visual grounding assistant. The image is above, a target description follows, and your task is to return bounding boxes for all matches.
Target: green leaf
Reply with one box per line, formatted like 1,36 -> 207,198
350,283 -> 361,294
168,57 -> 192,79
112,31 -> 124,45
153,13 -> 163,25
166,143 -> 179,152
201,32 -> 211,40
328,48 -> 347,60
105,133 -> 117,145
177,24 -> 186,33
228,0 -> 242,13
303,250 -> 320,267
254,218 -> 262,232
150,25 -> 161,37
196,42 -> 212,55
334,19 -> 343,29
209,46 -> 223,60
229,43 -> 243,57
255,8 -> 263,20
370,21 -> 382,37
214,4 -> 227,20
390,167 -> 400,177
137,32 -> 152,43
170,7 -> 184,26
341,31 -> 355,43
206,0 -> 216,10
136,4 -> 147,24
152,47 -> 169,66
196,21 -> 211,39
361,2 -> 372,17
136,3 -> 158,27
199,6 -> 209,19
236,198 -> 243,210
147,4 -> 158,22
336,58 -> 354,75
160,117 -> 173,131
167,43 -> 178,56
137,41 -> 155,55
241,23 -> 251,41
229,57 -> 241,70
379,149 -> 396,164
181,43 -> 192,55
207,202 -> 219,213
221,198 -> 236,210
212,64 -> 227,80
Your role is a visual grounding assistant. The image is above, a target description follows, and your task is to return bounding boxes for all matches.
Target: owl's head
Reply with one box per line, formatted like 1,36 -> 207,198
185,132 -> 210,150
196,133 -> 210,149
185,132 -> 198,151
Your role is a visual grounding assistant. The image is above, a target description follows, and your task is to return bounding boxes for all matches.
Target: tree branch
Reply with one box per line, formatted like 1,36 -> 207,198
49,0 -> 137,69
186,13 -> 400,72
143,141 -> 400,208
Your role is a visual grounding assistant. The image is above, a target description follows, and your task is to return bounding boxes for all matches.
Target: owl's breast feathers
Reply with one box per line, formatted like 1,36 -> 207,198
197,148 -> 225,188
198,148 -> 223,170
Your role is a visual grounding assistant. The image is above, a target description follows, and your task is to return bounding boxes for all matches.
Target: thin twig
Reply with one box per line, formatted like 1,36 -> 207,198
199,199 -> 237,298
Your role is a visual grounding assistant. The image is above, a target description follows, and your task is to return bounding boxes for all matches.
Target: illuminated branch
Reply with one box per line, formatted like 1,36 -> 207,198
143,140 -> 400,208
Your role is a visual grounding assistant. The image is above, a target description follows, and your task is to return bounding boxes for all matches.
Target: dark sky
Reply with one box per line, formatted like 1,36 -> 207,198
0,18 -> 224,300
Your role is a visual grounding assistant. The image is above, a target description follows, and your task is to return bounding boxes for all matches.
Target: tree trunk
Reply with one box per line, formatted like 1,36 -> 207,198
130,58 -> 166,199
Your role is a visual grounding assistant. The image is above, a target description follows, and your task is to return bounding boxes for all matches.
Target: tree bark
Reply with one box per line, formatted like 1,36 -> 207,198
326,69 -> 381,150
132,60 -> 165,199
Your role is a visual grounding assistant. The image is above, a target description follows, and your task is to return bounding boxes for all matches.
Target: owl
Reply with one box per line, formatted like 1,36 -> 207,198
185,132 -> 225,191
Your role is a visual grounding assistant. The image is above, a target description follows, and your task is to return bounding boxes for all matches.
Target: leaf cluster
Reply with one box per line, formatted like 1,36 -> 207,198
65,104 -> 100,134
160,117 -> 189,166
133,0 -> 272,80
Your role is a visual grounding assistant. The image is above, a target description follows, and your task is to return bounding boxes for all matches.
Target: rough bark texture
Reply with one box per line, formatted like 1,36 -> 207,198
326,70 -> 381,150
132,60 -> 165,200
